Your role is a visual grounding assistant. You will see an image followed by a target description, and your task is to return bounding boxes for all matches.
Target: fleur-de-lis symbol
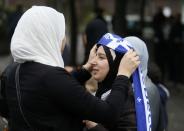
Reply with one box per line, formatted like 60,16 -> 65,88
137,97 -> 142,103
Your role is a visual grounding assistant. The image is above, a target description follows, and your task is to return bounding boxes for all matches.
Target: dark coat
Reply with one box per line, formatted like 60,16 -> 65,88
3,62 -> 130,131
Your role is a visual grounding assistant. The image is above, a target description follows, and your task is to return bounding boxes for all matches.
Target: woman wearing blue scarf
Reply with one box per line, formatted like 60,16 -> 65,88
84,34 -> 164,131
84,34 -> 138,131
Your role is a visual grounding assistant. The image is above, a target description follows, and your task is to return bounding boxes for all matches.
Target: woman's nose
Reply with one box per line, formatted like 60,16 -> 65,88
91,56 -> 97,65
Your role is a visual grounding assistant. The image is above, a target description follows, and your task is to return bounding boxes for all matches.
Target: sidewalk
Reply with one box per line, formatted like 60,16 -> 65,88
167,82 -> 184,131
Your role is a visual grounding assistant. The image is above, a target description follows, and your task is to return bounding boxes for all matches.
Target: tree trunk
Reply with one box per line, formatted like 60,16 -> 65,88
112,0 -> 127,36
94,0 -> 99,12
140,0 -> 146,35
69,0 -> 78,66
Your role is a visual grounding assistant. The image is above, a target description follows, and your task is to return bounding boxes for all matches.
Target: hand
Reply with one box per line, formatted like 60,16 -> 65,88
117,49 -> 140,78
64,66 -> 74,73
83,45 -> 97,72
83,120 -> 97,129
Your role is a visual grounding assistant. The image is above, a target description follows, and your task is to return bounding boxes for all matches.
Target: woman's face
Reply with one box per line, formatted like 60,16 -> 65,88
91,46 -> 109,82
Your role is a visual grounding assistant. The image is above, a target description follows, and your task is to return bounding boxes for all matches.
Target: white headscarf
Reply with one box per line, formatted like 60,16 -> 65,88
124,36 -> 149,79
11,6 -> 65,68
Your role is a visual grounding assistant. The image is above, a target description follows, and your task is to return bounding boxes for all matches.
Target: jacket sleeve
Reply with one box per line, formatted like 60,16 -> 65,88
43,68 -> 129,125
71,67 -> 91,85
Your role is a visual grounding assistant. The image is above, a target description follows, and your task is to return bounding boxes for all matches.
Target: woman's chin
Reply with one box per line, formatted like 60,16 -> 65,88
92,76 -> 101,82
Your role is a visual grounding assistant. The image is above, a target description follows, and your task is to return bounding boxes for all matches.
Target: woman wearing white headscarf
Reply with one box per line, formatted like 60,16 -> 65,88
3,6 -> 140,131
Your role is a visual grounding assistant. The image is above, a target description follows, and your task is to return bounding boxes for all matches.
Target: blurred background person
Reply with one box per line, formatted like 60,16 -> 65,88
168,13 -> 183,85
7,4 -> 23,44
83,19 -> 108,64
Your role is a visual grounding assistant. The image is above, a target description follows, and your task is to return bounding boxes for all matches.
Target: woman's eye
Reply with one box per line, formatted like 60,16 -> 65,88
99,56 -> 105,60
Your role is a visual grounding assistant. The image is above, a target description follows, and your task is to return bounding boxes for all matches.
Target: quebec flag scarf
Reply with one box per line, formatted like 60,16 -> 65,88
98,33 -> 152,131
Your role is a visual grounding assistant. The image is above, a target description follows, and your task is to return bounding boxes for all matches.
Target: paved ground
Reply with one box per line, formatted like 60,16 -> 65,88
0,53 -> 184,131
167,82 -> 184,131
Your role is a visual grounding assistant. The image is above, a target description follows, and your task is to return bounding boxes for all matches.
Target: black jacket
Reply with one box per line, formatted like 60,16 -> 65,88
87,87 -> 137,131
4,62 -> 130,131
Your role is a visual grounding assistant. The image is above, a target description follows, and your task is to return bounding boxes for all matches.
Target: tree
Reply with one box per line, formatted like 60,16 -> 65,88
69,0 -> 78,66
112,0 -> 127,36
140,0 -> 146,35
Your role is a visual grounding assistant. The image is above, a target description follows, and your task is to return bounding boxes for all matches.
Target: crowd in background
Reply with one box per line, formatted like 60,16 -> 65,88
0,4 -> 184,84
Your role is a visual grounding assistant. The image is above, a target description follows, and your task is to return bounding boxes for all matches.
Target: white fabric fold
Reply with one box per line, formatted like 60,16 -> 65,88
11,6 -> 65,68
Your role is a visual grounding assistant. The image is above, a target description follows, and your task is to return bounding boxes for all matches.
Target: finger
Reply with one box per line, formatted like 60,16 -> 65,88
92,44 -> 97,50
130,51 -> 139,57
124,50 -> 132,57
129,49 -> 133,52
136,60 -> 141,66
133,55 -> 140,61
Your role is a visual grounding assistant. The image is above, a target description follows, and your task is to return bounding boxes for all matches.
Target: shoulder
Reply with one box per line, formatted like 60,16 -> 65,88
19,62 -> 71,85
145,77 -> 160,97
22,62 -> 68,76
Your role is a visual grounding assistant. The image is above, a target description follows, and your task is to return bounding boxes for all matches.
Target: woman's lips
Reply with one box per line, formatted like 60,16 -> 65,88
92,68 -> 98,74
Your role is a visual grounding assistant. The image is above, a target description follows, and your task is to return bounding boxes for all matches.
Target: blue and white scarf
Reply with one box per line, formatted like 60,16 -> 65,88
98,33 -> 152,131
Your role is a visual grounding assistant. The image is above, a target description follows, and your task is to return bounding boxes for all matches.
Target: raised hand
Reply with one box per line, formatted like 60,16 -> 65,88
117,49 -> 140,78
83,45 -> 97,72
